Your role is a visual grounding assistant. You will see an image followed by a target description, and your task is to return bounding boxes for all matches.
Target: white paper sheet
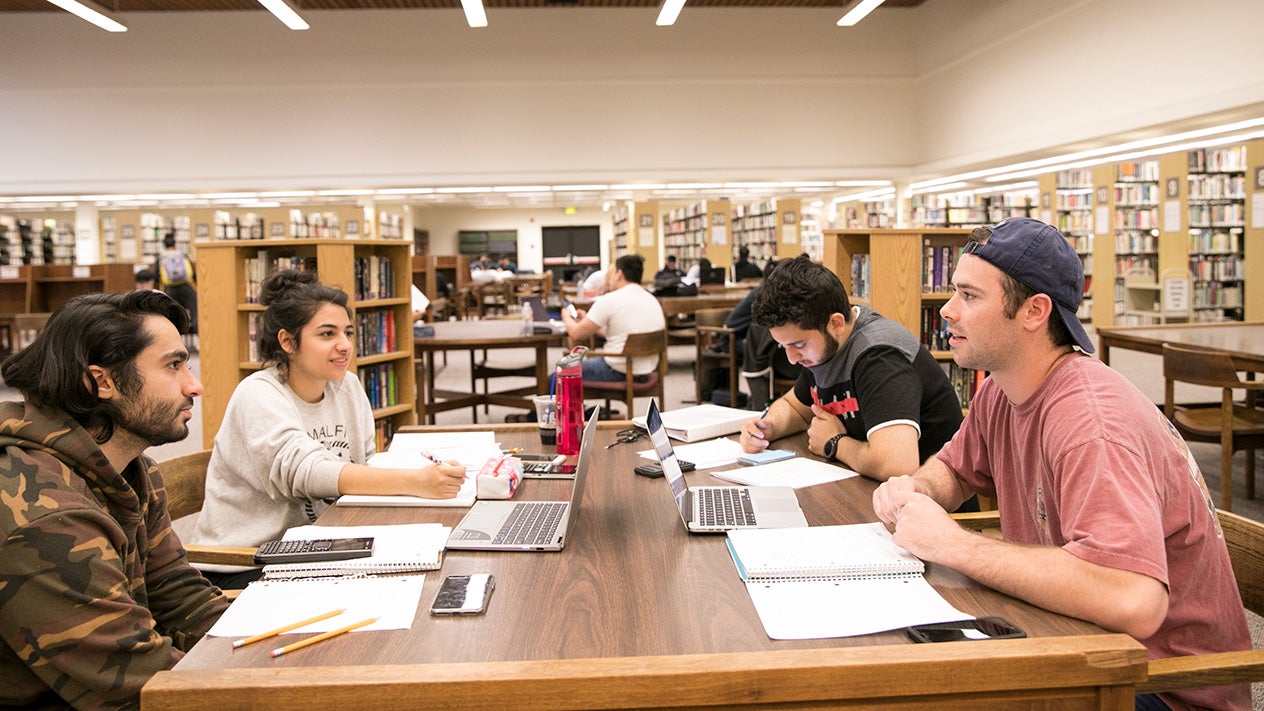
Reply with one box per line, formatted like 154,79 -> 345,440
207,574 -> 426,637
637,437 -> 745,469
710,457 -> 858,488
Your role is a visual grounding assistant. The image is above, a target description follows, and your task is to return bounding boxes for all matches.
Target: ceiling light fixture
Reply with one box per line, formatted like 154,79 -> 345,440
656,0 -> 686,26
45,0 -> 126,32
460,0 -> 487,28
837,0 -> 885,27
257,0 -> 309,29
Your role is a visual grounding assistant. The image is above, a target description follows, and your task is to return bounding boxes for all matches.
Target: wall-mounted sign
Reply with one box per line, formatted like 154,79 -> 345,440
270,222 -> 285,237
195,223 -> 210,238
1165,177 -> 1180,198
1096,186 -> 1108,205
781,211 -> 798,225
638,214 -> 654,228
120,225 -> 136,239
1255,166 -> 1264,191
345,219 -> 361,235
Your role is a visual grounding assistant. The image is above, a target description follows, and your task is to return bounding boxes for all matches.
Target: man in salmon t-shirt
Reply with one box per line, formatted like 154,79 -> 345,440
872,218 -> 1250,711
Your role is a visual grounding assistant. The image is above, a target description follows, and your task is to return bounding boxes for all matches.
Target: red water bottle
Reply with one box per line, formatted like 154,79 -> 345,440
555,346 -> 587,455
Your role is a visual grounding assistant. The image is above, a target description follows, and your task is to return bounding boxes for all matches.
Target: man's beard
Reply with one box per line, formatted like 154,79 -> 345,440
105,395 -> 192,447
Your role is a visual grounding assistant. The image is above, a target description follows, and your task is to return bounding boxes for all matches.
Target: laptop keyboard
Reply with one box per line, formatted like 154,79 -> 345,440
695,487 -> 757,528
494,501 -> 568,545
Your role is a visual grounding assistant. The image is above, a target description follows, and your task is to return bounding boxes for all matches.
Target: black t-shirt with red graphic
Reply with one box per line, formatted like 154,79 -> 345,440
793,306 -> 963,464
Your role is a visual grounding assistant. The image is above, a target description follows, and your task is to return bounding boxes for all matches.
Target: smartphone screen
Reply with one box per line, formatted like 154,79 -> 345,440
431,574 -> 495,616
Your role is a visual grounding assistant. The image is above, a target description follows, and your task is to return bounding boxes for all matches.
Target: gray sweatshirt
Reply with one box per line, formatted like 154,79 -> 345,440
190,367 -> 375,561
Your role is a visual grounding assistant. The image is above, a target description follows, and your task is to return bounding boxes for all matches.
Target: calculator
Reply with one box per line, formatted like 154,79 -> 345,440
252,537 -> 376,565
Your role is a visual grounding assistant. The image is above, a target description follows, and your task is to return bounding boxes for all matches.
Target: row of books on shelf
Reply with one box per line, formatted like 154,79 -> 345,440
1117,161 -> 1161,181
1188,229 -> 1243,254
1191,308 -> 1244,323
921,305 -> 950,352
1115,255 -> 1157,278
1193,282 -> 1243,309
358,363 -> 400,411
1188,203 -> 1244,227
734,227 -> 777,244
1114,209 -> 1159,230
1056,168 -> 1094,189
732,212 -> 777,229
352,255 -> 396,301
1188,146 -> 1247,174
1189,255 -> 1245,282
922,243 -> 959,294
1056,192 -> 1093,210
1114,183 -> 1159,205
354,309 -> 398,357
1114,233 -> 1157,254
850,254 -> 870,300
1068,234 -> 1094,254
243,254 -> 318,303
373,418 -> 398,454
944,362 -> 983,411
1188,174 -> 1246,199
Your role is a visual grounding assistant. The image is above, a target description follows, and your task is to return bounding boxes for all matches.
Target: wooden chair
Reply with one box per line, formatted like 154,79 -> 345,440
1162,343 -> 1264,512
583,329 -> 667,417
951,507 -> 1264,698
694,308 -> 738,407
14,312 -> 51,351
158,449 -> 257,570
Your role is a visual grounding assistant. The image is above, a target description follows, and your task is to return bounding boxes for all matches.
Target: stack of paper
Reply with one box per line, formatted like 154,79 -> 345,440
261,523 -> 449,579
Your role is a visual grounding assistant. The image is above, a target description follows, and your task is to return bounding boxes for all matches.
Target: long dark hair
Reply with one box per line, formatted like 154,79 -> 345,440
1,290 -> 190,443
257,269 -> 350,373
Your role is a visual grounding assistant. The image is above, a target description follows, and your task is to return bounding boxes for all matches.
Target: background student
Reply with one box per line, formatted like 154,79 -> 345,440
0,291 -> 228,709
190,270 -> 465,588
738,255 -> 965,486
872,218 -> 1249,711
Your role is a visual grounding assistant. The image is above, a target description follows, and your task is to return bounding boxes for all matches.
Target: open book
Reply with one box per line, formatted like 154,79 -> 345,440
261,523 -> 449,580
630,404 -> 751,442
726,523 -> 971,639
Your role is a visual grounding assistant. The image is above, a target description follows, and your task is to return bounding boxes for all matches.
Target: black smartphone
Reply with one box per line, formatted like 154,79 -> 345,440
633,459 -> 695,478
906,616 -> 1025,643
430,574 -> 495,616
253,537 -> 375,565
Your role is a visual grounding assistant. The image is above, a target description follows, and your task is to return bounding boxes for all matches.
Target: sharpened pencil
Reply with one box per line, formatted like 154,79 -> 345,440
269,616 -> 377,657
231,609 -> 346,649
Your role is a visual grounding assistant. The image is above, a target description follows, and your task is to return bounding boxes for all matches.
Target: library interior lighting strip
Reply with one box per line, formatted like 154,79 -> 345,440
45,0 -> 126,32
258,0 -> 309,30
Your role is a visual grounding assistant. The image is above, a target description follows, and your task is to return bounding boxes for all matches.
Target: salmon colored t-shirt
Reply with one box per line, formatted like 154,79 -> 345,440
937,354 -> 1250,711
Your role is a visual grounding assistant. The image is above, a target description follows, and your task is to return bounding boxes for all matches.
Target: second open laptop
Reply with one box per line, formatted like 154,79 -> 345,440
446,415 -> 598,552
645,399 -> 807,533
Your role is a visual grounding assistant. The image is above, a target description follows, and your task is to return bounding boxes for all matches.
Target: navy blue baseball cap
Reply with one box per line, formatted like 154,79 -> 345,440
961,217 -> 1094,354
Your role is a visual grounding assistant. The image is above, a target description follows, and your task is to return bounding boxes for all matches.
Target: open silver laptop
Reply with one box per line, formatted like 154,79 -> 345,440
645,400 -> 807,533
446,415 -> 597,551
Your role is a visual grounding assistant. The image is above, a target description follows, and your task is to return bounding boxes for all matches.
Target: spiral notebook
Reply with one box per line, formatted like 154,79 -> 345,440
726,523 -> 971,639
261,523 -> 449,580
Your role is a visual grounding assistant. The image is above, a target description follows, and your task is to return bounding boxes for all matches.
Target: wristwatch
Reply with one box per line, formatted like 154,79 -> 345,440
822,433 -> 846,461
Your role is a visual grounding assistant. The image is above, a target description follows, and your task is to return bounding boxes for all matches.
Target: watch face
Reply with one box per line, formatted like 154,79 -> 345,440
824,434 -> 842,459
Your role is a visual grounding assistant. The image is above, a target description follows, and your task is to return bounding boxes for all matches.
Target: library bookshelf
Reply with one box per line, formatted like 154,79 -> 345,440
662,199 -> 731,272
730,198 -> 802,264
821,228 -> 980,409
195,238 -> 415,450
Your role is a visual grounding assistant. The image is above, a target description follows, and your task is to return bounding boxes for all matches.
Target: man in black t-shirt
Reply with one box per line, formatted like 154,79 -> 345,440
737,255 -> 965,486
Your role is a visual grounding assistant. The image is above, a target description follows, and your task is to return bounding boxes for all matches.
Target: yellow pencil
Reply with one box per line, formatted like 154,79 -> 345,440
232,608 -> 346,649
269,616 -> 378,658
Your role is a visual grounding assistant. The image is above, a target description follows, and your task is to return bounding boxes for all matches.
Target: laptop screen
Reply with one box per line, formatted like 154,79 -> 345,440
562,413 -> 600,530
646,400 -> 690,522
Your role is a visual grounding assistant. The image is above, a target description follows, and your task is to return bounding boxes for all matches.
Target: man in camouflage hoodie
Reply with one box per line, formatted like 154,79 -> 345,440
0,290 -> 229,709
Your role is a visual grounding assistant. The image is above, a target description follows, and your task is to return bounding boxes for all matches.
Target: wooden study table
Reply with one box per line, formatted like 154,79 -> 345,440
145,422 -> 1147,710
413,320 -> 556,424
1096,320 -> 1264,370
571,291 -> 751,320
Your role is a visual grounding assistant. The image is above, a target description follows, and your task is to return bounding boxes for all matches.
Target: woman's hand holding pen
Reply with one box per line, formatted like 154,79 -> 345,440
416,460 -> 466,498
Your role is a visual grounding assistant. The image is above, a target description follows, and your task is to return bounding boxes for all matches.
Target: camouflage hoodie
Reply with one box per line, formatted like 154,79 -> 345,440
0,400 -> 229,710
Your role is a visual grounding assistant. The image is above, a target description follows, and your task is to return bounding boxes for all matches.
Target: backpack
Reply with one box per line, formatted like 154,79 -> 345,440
159,252 -> 193,287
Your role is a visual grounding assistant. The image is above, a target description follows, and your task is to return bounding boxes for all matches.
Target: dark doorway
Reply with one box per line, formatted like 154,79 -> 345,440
541,225 -> 601,285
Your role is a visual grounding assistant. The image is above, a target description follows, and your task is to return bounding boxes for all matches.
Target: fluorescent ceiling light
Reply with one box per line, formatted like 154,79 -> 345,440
552,184 -> 609,192
831,187 -> 896,204
666,182 -> 722,189
909,181 -> 967,195
46,0 -> 126,32
316,189 -> 373,196
837,0 -> 885,27
492,186 -> 550,193
259,190 -> 318,198
656,0 -> 686,26
835,180 -> 891,187
436,187 -> 492,194
199,192 -> 258,200
257,0 -> 308,29
460,0 -> 487,28
616,183 -> 667,191
375,188 -> 435,195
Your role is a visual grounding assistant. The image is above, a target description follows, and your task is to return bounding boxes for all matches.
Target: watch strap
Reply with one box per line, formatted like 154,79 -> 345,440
823,433 -> 845,460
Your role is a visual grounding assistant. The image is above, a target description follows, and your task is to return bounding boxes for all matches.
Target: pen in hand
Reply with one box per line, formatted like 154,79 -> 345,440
232,609 -> 346,649
270,616 -> 378,658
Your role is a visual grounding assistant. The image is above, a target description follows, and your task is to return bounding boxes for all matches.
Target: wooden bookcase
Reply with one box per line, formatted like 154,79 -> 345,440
196,238 -> 415,450
821,227 -> 979,409
610,201 -> 660,272
730,198 -> 802,264
662,199 -> 730,272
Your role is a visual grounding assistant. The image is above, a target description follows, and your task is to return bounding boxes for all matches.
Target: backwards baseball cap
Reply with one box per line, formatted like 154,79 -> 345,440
961,217 -> 1095,354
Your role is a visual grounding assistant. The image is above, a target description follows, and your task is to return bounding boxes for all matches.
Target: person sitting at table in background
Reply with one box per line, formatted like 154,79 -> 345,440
470,253 -> 493,271
872,218 -> 1250,711
190,270 -> 465,588
732,246 -> 763,281
134,266 -> 159,291
683,257 -> 711,287
0,290 -> 229,710
738,255 -> 967,491
497,255 -> 518,273
561,254 -> 666,386
655,255 -> 686,282
579,265 -> 610,298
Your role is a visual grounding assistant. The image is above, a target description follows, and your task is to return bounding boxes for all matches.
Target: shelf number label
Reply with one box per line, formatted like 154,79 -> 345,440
270,222 -> 285,237
638,214 -> 654,228
1165,177 -> 1179,198
195,223 -> 210,238
782,211 -> 798,225
710,212 -> 726,226
345,220 -> 361,235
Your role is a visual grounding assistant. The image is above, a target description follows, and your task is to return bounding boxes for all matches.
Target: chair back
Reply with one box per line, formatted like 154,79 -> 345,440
160,449 -> 213,521
621,329 -> 668,360
1163,343 -> 1243,391
694,308 -> 730,330
1218,508 -> 1264,616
